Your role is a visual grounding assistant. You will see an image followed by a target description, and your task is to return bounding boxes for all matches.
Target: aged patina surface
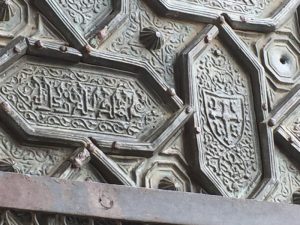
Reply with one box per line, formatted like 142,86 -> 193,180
0,0 -> 299,224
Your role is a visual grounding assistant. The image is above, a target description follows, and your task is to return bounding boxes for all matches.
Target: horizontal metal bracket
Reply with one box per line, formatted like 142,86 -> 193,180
0,172 -> 298,225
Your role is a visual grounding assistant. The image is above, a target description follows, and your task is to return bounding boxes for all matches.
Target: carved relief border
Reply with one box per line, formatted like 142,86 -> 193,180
271,85 -> 300,159
145,0 -> 300,32
176,22 -> 276,199
32,0 -> 129,51
0,37 -> 192,156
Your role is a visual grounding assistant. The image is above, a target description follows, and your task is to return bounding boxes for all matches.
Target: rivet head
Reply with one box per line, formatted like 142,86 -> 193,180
72,158 -> 82,168
186,106 -> 193,114
34,40 -> 43,48
218,16 -> 225,24
99,194 -> 113,209
288,136 -> 294,143
213,49 -> 221,56
84,45 -> 92,53
87,142 -> 97,154
59,46 -> 67,52
72,148 -> 90,168
268,118 -> 276,127
97,26 -> 108,40
13,46 -> 21,54
195,127 -> 201,134
167,88 -> 176,97
262,103 -> 267,111
112,141 -> 120,150
0,102 -> 11,113
204,35 -> 212,44
240,16 -> 246,22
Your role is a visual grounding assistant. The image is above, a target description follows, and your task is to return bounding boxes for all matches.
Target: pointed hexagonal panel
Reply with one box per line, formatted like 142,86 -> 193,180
177,25 -> 274,198
263,34 -> 300,84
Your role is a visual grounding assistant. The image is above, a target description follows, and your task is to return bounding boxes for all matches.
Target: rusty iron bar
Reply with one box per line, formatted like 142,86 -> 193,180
0,172 -> 299,225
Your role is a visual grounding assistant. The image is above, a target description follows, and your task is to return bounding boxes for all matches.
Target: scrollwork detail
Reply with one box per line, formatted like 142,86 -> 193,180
92,0 -> 200,87
0,129 -> 71,176
0,61 -> 166,138
182,0 -> 273,16
57,0 -> 112,34
195,43 -> 261,197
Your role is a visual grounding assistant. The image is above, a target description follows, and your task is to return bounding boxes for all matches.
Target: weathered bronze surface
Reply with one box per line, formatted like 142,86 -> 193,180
0,0 -> 299,224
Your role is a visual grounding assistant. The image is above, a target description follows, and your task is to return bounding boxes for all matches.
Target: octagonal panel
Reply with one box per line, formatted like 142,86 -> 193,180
0,3 -> 68,47
177,24 -> 274,198
253,26 -> 300,110
144,162 -> 190,192
0,37 -> 190,155
135,155 -> 192,192
0,0 -> 28,37
263,37 -> 300,84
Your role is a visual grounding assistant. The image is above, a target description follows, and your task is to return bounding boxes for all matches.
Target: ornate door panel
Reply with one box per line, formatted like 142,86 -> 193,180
0,0 -> 299,224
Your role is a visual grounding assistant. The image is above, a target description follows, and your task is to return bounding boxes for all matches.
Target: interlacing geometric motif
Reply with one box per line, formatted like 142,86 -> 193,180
0,0 -> 299,211
195,43 -> 261,198
0,60 -> 165,138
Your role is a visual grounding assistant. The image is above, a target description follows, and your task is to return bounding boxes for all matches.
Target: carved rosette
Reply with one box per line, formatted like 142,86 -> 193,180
91,0 -> 203,87
140,27 -> 164,50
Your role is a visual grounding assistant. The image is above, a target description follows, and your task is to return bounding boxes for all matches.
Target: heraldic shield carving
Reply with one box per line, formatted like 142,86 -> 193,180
0,1 -> 299,223
204,91 -> 244,148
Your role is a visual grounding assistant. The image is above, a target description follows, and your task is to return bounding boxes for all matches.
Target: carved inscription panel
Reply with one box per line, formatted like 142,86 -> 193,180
0,56 -> 169,140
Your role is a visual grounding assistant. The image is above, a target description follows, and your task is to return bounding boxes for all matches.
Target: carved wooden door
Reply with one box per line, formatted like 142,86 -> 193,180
0,0 -> 299,224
